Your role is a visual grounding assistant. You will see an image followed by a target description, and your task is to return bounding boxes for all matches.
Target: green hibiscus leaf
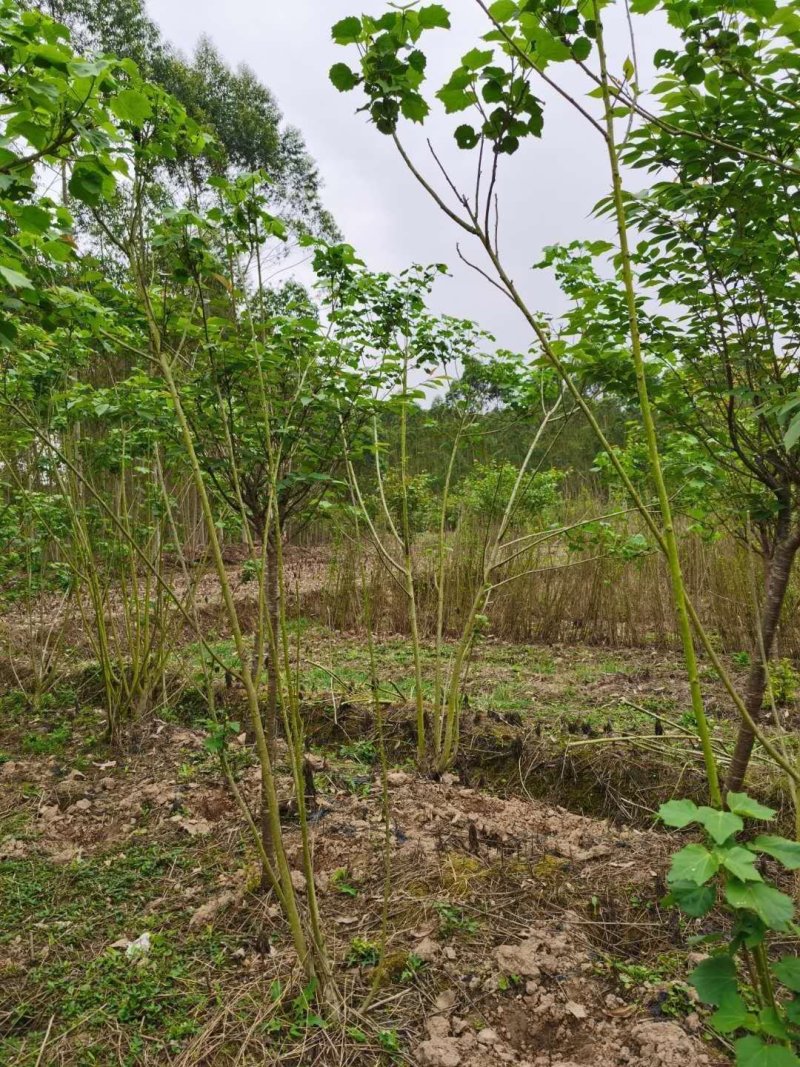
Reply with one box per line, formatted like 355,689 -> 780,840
758,1007 -> 790,1041
437,86 -> 476,113
522,22 -> 571,63
726,793 -> 776,821
0,264 -> 33,289
659,798 -> 700,828
772,956 -> 800,993
709,993 -> 754,1034
488,0 -> 516,20
683,62 -> 705,85
747,0 -> 777,14
751,835 -> 800,870
572,37 -> 592,62
719,845 -> 762,882
690,954 -> 738,1006
42,238 -> 75,263
454,124 -> 479,149
418,4 -> 451,29
400,94 -> 430,122
17,204 -> 52,235
668,843 -> 719,886
668,880 -> 716,918
408,50 -> 427,72
110,88 -> 153,126
734,1034 -> 799,1066
461,48 -> 493,71
696,807 -> 743,844
68,163 -> 106,207
725,879 -> 794,931
329,63 -> 359,92
331,16 -> 362,44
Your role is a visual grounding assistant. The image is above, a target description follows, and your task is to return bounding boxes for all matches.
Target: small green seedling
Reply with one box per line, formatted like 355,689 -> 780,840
331,867 -> 359,897
287,979 -> 326,1039
346,938 -> 380,967
768,659 -> 799,707
659,792 -> 800,1066
378,1028 -> 401,1054
400,952 -> 425,983
435,902 -> 479,938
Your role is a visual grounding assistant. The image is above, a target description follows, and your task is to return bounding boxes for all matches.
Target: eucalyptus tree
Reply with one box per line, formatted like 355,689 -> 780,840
39,0 -> 337,240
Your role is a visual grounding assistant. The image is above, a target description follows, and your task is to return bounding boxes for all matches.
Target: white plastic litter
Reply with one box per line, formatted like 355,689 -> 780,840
125,932 -> 152,958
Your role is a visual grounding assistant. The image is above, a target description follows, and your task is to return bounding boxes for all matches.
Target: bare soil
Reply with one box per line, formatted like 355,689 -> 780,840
0,708 -> 730,1065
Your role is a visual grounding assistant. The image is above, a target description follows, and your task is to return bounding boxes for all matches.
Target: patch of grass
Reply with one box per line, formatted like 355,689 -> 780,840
178,738 -> 254,782
0,685 -> 79,723
0,842 -> 238,1062
596,952 -> 694,1021
20,722 -> 71,756
183,636 -> 241,685
378,1028 -> 402,1055
338,739 -> 377,764
0,689 -> 30,720
340,773 -> 372,797
529,651 -> 556,675
0,811 -> 30,837
486,682 -> 522,711
399,952 -> 424,983
59,934 -> 209,1033
597,951 -> 684,992
1,843 -> 199,944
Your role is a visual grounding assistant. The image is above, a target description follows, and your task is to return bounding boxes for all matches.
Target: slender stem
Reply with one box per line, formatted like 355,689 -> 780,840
129,246 -> 319,984
592,2 -> 721,808
433,415 -> 468,754
397,354 -> 427,765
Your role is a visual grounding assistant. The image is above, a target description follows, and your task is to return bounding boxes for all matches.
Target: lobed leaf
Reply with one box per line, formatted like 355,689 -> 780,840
659,798 -> 700,828
751,836 -> 800,870
725,879 -> 794,932
668,843 -> 719,886
726,793 -> 776,821
690,954 -> 738,1006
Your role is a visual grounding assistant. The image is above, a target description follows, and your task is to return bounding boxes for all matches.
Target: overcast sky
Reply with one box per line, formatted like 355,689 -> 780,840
144,1 -> 666,352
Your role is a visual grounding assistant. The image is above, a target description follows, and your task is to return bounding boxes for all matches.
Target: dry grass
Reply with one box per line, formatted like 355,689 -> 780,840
313,520 -> 800,654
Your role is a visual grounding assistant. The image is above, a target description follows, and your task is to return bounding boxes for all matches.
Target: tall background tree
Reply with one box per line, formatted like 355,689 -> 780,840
36,0 -> 338,240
